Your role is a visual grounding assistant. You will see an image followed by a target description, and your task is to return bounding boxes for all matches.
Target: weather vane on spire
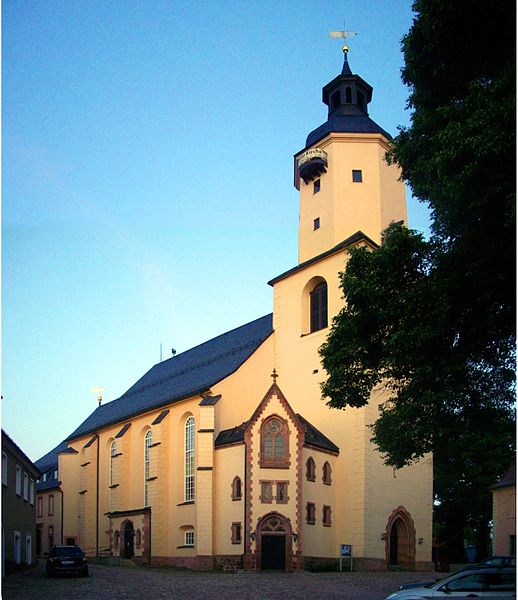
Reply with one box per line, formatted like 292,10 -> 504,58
329,21 -> 357,54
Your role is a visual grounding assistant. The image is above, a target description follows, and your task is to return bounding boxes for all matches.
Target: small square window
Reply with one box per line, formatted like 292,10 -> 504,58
276,481 -> 288,504
323,505 -> 332,527
313,179 -> 320,193
352,169 -> 363,182
185,530 -> 195,547
231,522 -> 242,544
306,502 -> 316,525
261,481 -> 273,504
313,217 -> 320,230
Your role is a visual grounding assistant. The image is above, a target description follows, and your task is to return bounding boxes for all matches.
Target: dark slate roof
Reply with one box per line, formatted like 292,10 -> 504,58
37,479 -> 61,492
215,414 -> 339,455
35,439 -> 69,472
493,460 -> 516,490
268,231 -> 378,286
305,114 -> 391,149
295,414 -> 339,454
66,314 -> 274,442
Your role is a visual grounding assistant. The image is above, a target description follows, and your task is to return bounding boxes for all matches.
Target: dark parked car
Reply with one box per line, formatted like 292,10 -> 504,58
46,545 -> 89,577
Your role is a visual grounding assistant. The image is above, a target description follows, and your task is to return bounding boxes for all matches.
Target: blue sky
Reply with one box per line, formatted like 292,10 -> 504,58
3,0 -> 431,462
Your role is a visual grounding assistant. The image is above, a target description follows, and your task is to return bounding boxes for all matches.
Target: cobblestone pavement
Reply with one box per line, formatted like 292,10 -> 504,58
2,562 -> 438,600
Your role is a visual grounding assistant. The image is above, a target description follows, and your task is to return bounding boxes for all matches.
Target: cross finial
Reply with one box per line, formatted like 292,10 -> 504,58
271,369 -> 278,384
329,26 -> 357,54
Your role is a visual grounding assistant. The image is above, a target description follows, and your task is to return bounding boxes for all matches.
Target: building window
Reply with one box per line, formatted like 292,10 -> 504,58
48,494 -> 55,516
260,417 -> 289,468
184,529 -> 195,547
14,531 -> 21,564
29,479 -> 35,505
42,472 -> 48,483
48,525 -> 54,549
322,461 -> 332,485
15,465 -> 22,495
23,472 -> 29,501
345,86 -> 352,103
306,502 -> 316,525
185,416 -> 195,501
231,522 -> 242,544
231,476 -> 242,501
26,533 -> 32,565
313,217 -> 320,230
323,505 -> 332,527
276,481 -> 288,504
306,457 -> 316,481
135,529 -> 142,549
65,537 -> 75,546
313,179 -> 320,193
53,469 -> 58,480
2,452 -> 7,486
260,481 -> 273,503
144,430 -> 152,506
352,169 -> 363,182
37,496 -> 43,518
310,281 -> 328,332
113,531 -> 120,549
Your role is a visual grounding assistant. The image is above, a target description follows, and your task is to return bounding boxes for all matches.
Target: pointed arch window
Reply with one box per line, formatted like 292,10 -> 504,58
260,416 -> 289,468
323,461 -> 332,485
310,281 -> 328,332
185,416 -> 195,501
231,476 -> 242,501
144,430 -> 152,506
306,457 -> 316,481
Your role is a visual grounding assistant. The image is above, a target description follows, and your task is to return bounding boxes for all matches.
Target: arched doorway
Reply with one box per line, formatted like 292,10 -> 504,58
385,506 -> 416,570
257,513 -> 292,571
123,521 -> 134,559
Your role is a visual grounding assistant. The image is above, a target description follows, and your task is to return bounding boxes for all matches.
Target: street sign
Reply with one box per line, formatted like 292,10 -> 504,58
339,544 -> 353,571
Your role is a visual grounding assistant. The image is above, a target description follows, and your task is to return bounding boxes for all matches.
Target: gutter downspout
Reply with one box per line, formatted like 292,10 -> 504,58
96,434 -> 100,557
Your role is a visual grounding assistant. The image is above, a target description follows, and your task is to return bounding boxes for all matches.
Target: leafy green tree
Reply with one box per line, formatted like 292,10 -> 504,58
320,0 -> 515,562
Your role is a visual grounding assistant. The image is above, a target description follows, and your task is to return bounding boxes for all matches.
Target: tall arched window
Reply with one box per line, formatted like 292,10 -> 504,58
260,416 -> 289,468
232,476 -> 242,500
310,281 -> 328,332
144,430 -> 152,506
306,457 -> 316,481
185,416 -> 195,501
323,461 -> 332,485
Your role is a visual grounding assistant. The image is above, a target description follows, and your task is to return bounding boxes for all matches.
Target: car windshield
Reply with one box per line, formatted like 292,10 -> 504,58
54,547 -> 83,557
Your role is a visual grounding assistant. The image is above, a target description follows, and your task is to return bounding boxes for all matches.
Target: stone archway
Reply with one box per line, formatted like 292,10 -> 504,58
385,506 -> 416,570
256,512 -> 293,571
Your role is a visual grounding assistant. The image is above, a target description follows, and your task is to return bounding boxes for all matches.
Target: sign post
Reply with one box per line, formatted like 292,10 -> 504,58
339,544 -> 353,572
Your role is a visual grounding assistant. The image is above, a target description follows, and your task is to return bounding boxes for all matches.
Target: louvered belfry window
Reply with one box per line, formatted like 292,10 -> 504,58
310,281 -> 328,332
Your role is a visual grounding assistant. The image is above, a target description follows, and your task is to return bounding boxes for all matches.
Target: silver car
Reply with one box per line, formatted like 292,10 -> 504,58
385,567 -> 515,599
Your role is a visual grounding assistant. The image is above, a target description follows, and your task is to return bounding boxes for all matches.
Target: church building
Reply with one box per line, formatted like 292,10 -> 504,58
37,45 -> 433,572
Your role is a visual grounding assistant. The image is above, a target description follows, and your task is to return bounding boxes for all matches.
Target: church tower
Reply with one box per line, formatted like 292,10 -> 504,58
294,47 -> 407,263
268,45 -> 432,571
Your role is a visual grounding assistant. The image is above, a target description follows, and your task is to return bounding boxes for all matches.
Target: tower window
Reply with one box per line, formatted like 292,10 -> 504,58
352,169 -> 363,182
310,281 -> 328,332
313,179 -> 320,194
313,217 -> 320,230
345,87 -> 352,104
331,90 -> 341,110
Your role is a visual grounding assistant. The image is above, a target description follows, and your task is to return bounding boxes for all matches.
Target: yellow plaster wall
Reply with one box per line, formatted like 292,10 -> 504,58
297,134 -> 406,263
301,447 -> 337,557
271,246 -> 433,563
213,444 -> 245,555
